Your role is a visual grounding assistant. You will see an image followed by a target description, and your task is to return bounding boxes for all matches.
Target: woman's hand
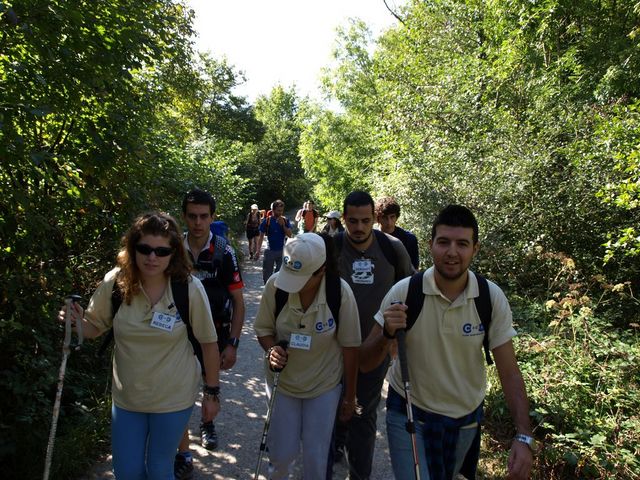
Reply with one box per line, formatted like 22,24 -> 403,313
267,344 -> 288,371
201,394 -> 220,423
57,302 -> 84,329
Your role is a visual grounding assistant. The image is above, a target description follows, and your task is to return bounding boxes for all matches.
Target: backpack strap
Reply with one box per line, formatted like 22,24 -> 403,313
473,273 -> 493,365
273,275 -> 342,329
325,273 -> 342,327
96,279 -> 123,357
373,230 -> 405,282
403,270 -> 494,366
209,234 -> 227,267
98,278 -> 193,359
404,271 -> 425,331
274,287 -> 289,319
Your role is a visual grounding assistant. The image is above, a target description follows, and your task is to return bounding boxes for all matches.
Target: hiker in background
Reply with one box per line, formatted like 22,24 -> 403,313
321,210 -> 344,237
361,204 -> 535,480
246,203 -> 262,260
57,212 -> 220,479
256,199 -> 292,284
254,233 -> 361,480
332,191 -> 414,480
376,196 -> 420,270
177,189 -> 245,478
295,200 -> 319,233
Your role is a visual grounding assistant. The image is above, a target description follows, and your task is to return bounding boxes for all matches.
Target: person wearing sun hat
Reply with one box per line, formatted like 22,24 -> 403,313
321,210 -> 345,237
254,233 -> 361,480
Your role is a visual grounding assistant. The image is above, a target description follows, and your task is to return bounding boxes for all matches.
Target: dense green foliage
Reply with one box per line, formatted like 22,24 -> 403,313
0,1 -> 310,478
300,0 -> 640,477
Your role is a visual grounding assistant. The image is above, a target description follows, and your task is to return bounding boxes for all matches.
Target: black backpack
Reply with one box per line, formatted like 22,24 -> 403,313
189,234 -> 233,330
334,230 -> 403,282
273,273 -> 342,328
404,271 -> 494,365
97,279 -> 201,363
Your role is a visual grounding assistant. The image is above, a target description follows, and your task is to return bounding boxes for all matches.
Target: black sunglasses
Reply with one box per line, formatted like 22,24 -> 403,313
135,244 -> 174,257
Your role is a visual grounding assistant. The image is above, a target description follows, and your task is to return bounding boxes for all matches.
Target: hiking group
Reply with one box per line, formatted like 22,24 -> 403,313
57,189 -> 534,480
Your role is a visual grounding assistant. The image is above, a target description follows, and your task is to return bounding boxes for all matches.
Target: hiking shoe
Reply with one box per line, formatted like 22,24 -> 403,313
200,421 -> 218,450
174,454 -> 194,480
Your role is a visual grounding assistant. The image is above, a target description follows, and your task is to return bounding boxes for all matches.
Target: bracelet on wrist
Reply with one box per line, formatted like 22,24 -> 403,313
382,324 -> 396,339
203,384 -> 220,395
203,392 -> 220,402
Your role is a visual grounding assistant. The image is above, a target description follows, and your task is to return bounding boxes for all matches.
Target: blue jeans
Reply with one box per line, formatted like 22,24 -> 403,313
386,408 -> 477,480
111,404 -> 193,480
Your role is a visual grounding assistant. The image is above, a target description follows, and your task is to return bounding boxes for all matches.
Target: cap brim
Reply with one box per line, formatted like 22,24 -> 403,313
274,269 -> 312,293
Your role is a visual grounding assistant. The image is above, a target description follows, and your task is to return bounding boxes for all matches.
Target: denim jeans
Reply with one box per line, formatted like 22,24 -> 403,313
111,404 -> 193,480
386,408 -> 477,480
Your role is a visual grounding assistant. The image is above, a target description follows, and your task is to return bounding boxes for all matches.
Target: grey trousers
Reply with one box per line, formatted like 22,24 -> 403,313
262,248 -> 283,284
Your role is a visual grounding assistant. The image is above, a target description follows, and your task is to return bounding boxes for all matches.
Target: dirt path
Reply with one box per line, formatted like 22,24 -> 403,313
80,236 -> 393,479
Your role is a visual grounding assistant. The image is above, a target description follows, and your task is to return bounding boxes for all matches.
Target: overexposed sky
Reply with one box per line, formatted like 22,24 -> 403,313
186,0 -> 402,102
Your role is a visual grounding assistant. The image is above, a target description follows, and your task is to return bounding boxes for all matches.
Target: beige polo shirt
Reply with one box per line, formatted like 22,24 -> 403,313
375,267 -> 516,418
85,268 -> 217,413
255,274 -> 361,398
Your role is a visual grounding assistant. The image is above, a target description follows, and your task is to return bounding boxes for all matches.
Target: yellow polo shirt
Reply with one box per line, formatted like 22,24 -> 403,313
255,274 -> 361,398
375,267 -> 516,418
85,268 -> 217,413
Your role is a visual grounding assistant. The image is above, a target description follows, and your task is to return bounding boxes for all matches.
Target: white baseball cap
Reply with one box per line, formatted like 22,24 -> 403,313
251,204 -> 259,210
326,210 -> 341,219
274,233 -> 326,292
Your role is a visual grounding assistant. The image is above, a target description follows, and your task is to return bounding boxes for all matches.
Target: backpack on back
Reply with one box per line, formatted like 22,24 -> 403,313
194,234 -> 233,338
404,271 -> 494,365
273,273 -> 342,329
97,278 -> 200,362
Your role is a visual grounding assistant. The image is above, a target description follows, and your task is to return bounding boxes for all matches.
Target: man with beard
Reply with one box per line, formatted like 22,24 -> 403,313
360,204 -> 534,480
333,191 -> 414,480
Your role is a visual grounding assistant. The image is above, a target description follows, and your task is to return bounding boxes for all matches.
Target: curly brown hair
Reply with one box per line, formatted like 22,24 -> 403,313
115,212 -> 191,303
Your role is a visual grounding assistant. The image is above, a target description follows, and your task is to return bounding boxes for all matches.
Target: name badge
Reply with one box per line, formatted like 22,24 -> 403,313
150,311 -> 177,332
289,333 -> 312,350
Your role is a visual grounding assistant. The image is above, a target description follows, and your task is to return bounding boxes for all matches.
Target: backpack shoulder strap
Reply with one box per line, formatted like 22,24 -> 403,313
274,288 -> 289,319
404,271 -> 425,331
473,273 -> 493,366
210,234 -> 227,265
97,280 -> 122,357
325,273 -> 342,328
373,230 -> 399,279
171,278 -> 201,360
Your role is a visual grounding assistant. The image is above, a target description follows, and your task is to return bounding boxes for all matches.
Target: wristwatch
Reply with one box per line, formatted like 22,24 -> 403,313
514,433 -> 538,453
227,337 -> 240,348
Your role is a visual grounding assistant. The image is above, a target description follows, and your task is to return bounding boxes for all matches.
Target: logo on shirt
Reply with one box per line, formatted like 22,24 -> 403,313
462,323 -> 485,336
315,317 -> 336,333
233,272 -> 241,283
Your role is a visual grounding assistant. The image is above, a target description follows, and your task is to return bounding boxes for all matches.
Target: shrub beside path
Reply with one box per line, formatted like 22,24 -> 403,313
81,237 -> 393,479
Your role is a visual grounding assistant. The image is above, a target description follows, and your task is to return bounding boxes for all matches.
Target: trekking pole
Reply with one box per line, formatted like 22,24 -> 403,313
43,294 -> 82,480
254,340 -> 288,480
396,328 -> 421,480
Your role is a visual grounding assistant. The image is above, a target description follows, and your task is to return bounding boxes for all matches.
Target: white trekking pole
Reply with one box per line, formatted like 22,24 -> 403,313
43,294 -> 82,480
254,340 -> 288,480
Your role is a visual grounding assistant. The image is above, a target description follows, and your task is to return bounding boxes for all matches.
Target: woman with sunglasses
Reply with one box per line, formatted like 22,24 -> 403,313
58,212 -> 220,479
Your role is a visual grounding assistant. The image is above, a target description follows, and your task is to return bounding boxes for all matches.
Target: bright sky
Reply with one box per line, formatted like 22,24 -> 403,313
185,0 -> 402,103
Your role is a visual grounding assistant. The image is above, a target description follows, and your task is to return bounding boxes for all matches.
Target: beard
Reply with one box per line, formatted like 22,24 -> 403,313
347,230 -> 372,245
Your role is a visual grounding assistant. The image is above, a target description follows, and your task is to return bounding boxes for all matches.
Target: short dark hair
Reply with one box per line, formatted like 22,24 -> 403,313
375,196 -> 401,217
431,205 -> 479,243
182,189 -> 216,215
343,191 -> 374,216
272,199 -> 285,209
